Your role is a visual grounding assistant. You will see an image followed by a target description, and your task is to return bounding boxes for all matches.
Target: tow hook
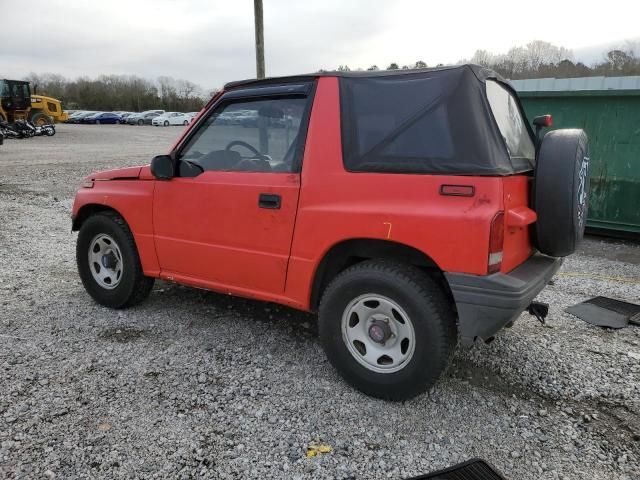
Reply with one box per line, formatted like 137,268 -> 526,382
527,301 -> 549,325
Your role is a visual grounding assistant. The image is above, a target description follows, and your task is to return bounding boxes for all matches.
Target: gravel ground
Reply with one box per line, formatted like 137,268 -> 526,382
1,124 -> 639,479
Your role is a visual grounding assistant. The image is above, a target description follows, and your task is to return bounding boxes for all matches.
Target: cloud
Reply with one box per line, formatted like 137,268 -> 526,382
2,0 -> 639,90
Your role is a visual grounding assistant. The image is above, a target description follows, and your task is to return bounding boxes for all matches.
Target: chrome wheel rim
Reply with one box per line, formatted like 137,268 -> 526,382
88,234 -> 123,289
341,294 -> 416,373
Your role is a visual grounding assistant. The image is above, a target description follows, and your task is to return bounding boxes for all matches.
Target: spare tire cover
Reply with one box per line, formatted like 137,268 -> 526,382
534,129 -> 589,257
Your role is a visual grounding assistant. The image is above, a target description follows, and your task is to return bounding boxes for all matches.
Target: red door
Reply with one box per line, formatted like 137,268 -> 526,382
152,84 -> 313,297
153,171 -> 300,295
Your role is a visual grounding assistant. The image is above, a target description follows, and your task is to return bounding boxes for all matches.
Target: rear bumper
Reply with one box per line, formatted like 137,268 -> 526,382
445,254 -> 563,345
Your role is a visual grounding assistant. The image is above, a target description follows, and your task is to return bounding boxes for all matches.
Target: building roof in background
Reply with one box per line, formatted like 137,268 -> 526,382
511,76 -> 640,92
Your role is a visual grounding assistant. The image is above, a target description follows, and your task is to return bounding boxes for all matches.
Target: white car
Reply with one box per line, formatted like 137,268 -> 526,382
152,112 -> 192,126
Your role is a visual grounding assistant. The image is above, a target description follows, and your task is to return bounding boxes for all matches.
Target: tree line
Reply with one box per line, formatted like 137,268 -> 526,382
23,73 -> 211,112
334,40 -> 640,79
23,40 -> 640,111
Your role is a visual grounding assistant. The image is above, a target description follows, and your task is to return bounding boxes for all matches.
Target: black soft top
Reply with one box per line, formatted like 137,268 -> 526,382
225,65 -> 535,176
224,64 -> 504,89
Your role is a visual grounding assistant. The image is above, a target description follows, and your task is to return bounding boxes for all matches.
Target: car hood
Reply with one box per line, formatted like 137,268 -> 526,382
88,166 -> 143,181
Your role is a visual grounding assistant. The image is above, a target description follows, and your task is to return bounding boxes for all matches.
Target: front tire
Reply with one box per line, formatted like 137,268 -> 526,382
163,120 -> 169,126
77,212 -> 154,308
138,119 -> 144,126
319,260 -> 457,400
30,112 -> 51,126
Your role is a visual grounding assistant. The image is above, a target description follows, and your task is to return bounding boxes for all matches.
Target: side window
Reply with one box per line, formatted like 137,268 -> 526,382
486,80 -> 535,161
179,96 -> 308,174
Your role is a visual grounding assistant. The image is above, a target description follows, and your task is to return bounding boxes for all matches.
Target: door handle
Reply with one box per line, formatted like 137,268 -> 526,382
258,193 -> 281,209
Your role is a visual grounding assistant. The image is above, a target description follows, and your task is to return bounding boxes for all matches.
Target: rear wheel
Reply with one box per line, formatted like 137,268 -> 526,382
183,120 -> 188,126
319,260 -> 457,400
138,119 -> 144,126
77,212 -> 154,308
163,120 -> 169,126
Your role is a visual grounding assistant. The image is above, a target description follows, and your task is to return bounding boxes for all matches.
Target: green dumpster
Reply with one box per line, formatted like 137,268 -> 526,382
517,89 -> 640,236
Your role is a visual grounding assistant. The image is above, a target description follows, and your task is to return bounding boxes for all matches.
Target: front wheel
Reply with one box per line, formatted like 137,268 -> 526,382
77,212 -> 154,308
163,120 -> 169,126
319,260 -> 457,400
138,119 -> 144,126
30,112 -> 51,126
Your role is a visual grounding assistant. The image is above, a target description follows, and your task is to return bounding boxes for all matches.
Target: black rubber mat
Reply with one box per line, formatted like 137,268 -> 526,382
566,296 -> 640,329
407,459 -> 507,480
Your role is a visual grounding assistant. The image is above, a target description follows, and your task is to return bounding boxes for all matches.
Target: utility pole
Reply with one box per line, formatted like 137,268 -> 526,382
254,0 -> 265,79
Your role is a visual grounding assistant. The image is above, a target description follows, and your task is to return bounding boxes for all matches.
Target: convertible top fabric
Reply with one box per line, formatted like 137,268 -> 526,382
340,66 -> 533,175
225,65 -> 535,175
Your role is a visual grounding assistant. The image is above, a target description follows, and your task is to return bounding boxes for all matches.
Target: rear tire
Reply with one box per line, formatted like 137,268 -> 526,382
77,212 -> 154,308
319,260 -> 457,400
138,119 -> 144,126
163,120 -> 169,126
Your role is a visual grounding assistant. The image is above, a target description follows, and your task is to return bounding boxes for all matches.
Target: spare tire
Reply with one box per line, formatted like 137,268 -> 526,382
533,129 -> 589,257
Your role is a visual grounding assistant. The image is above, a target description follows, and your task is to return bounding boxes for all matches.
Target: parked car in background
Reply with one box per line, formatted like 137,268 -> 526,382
217,110 -> 247,125
67,111 -> 97,124
119,112 -> 136,124
238,110 -> 259,127
84,112 -> 122,124
79,112 -> 102,124
65,112 -> 81,123
187,112 -> 199,123
152,112 -> 180,126
127,110 -> 164,125
152,112 -> 193,126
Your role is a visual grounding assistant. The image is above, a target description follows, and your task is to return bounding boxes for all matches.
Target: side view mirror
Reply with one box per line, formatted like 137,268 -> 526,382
150,155 -> 174,180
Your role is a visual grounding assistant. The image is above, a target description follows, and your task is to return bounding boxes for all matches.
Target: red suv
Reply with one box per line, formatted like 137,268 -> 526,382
72,65 -> 589,400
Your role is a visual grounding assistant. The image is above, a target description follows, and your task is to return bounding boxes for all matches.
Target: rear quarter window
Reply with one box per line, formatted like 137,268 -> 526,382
486,80 -> 535,162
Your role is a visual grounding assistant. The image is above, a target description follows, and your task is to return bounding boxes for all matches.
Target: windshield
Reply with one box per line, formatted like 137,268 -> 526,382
486,80 -> 535,162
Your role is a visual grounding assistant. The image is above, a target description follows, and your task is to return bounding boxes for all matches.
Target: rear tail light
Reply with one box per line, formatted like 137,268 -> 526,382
488,211 -> 504,274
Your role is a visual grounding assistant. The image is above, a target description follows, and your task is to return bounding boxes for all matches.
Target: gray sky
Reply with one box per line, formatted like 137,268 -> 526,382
3,0 -> 639,90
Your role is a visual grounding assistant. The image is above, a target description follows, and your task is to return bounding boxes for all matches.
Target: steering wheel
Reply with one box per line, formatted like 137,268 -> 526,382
225,140 -> 262,159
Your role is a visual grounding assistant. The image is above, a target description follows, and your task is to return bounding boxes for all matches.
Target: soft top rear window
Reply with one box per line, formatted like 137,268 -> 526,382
339,66 -> 533,175
486,80 -> 535,163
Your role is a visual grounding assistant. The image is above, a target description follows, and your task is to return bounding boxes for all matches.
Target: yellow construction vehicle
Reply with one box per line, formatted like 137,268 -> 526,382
0,79 -> 68,125
30,94 -> 69,124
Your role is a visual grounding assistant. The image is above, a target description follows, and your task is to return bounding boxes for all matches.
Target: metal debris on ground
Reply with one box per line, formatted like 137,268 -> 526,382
565,296 -> 640,329
407,458 -> 507,479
